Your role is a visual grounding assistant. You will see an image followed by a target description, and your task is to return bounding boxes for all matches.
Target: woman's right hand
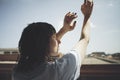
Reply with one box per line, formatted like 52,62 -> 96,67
81,0 -> 93,18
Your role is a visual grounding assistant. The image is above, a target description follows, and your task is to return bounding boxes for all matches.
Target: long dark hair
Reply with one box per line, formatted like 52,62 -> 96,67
16,22 -> 56,72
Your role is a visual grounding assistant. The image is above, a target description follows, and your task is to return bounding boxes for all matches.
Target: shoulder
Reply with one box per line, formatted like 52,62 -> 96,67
56,50 -> 81,70
54,51 -> 81,79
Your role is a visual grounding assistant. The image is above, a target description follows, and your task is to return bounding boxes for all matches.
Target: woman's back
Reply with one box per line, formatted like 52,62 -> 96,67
13,51 -> 81,80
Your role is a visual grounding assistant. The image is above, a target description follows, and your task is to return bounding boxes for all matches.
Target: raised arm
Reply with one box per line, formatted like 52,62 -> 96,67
73,0 -> 93,63
80,0 -> 93,41
56,12 -> 77,43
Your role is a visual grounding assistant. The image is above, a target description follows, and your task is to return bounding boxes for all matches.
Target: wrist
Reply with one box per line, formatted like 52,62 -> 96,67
61,26 -> 69,33
56,27 -> 68,41
84,16 -> 90,22
84,15 -> 90,19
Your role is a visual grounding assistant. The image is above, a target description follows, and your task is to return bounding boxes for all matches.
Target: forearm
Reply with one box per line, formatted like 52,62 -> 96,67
56,12 -> 77,41
56,27 -> 68,41
74,17 -> 91,63
80,16 -> 90,42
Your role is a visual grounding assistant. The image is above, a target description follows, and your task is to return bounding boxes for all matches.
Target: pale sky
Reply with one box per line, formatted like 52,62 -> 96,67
0,0 -> 120,54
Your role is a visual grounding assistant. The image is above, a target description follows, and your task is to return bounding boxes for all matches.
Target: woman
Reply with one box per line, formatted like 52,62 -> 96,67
12,0 -> 93,80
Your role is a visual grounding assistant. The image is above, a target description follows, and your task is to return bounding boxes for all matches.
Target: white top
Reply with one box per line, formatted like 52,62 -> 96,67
12,50 -> 81,80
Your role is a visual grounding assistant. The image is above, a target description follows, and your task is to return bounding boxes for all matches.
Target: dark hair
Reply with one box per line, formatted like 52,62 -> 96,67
17,22 -> 56,72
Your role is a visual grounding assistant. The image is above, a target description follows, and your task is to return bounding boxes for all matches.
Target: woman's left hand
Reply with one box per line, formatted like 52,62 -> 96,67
63,12 -> 78,32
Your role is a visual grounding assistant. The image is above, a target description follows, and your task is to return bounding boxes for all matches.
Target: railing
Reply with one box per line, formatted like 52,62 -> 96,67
0,54 -> 19,61
0,54 -> 120,80
0,63 -> 120,80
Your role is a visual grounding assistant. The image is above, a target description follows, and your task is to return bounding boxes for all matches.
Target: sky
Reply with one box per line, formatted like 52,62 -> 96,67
0,0 -> 120,54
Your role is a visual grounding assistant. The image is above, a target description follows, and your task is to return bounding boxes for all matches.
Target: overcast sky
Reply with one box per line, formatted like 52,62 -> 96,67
0,0 -> 120,54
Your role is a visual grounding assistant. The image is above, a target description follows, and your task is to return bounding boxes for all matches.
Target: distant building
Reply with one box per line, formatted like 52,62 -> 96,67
112,53 -> 120,60
89,52 -> 120,60
0,48 -> 19,54
106,55 -> 113,59
89,52 -> 106,57
0,48 -> 19,61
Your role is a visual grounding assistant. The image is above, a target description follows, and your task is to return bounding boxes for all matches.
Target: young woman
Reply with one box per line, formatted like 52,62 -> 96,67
12,0 -> 93,80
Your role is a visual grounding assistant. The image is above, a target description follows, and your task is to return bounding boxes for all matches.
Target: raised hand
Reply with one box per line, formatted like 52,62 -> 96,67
81,0 -> 93,18
63,12 -> 78,32
56,12 -> 77,42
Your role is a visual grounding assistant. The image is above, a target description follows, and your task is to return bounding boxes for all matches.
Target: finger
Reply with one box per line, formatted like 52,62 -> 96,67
72,21 -> 77,29
88,0 -> 93,2
73,15 -> 78,19
84,0 -> 87,4
87,0 -> 93,6
68,13 -> 76,20
72,12 -> 77,17
70,13 -> 75,16
71,12 -> 77,17
72,12 -> 74,14
69,15 -> 77,21
67,12 -> 72,17
66,12 -> 70,16
72,12 -> 77,16
87,0 -> 91,6
67,12 -> 70,15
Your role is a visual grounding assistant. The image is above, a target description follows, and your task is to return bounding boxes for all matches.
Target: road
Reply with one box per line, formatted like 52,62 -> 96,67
0,57 -> 119,64
83,57 -> 112,64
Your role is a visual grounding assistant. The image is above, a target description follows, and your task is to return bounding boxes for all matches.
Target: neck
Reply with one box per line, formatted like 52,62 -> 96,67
49,53 -> 59,57
46,53 -> 63,62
